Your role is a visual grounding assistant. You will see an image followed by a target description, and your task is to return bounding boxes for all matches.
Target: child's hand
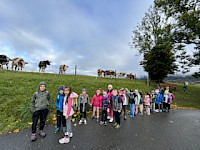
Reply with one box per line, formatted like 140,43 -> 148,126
65,115 -> 69,119
90,104 -> 92,106
118,110 -> 121,113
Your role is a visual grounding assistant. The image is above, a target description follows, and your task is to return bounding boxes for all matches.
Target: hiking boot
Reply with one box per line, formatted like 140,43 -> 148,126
62,127 -> 67,133
59,136 -> 70,144
39,131 -> 46,137
84,119 -> 87,125
31,134 -> 36,142
109,118 -> 113,123
115,124 -> 121,129
54,127 -> 60,134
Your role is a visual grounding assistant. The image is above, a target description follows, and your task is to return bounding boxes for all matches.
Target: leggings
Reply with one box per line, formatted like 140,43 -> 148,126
113,111 -> 121,125
92,106 -> 100,118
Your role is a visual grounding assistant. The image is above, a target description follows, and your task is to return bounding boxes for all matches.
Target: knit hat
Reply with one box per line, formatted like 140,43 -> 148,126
82,88 -> 86,92
151,90 -> 155,93
59,86 -> 64,91
135,89 -> 138,93
103,91 -> 107,95
130,89 -> 133,92
119,90 -> 123,94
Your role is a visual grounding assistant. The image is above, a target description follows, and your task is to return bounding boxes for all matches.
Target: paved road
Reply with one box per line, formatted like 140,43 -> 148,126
0,109 -> 200,150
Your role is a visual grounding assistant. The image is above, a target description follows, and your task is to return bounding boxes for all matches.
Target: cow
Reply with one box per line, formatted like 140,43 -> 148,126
12,58 -> 28,71
105,70 -> 116,78
0,55 -> 11,70
38,60 -> 51,72
59,64 -> 68,74
117,72 -> 126,78
97,69 -> 105,78
126,73 -> 134,80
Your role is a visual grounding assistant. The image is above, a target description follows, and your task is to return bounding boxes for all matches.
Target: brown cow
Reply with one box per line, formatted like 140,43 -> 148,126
38,60 -> 51,72
105,70 -> 116,78
59,64 -> 68,74
12,58 -> 28,71
117,72 -> 126,78
97,69 -> 105,77
126,73 -> 134,80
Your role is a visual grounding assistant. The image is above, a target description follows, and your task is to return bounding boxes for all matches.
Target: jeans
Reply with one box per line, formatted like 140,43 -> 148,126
130,103 -> 135,117
32,109 -> 48,134
56,110 -> 66,128
122,105 -> 127,117
65,116 -> 72,134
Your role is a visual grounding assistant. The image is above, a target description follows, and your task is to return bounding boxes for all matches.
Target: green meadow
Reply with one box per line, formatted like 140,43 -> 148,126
0,70 -> 199,133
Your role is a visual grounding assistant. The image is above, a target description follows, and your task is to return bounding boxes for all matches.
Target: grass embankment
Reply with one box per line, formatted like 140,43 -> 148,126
0,70 -> 199,134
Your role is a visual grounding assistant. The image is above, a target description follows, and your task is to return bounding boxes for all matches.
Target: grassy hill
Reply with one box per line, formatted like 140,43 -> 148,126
0,70 -> 199,134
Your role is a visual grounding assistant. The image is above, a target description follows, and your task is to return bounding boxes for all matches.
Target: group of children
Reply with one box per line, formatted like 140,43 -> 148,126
30,82 -> 174,144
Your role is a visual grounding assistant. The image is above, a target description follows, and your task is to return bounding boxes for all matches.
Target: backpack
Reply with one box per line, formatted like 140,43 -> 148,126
72,98 -> 78,111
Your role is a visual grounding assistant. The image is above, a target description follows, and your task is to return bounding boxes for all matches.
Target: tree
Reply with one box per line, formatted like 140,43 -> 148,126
131,6 -> 178,82
155,0 -> 200,77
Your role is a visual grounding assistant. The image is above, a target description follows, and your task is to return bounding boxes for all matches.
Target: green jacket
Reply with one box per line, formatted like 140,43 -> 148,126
30,82 -> 50,112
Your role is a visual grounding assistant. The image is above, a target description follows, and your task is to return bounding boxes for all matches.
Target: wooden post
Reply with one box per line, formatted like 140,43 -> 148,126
75,65 -> 77,80
115,70 -> 117,80
135,74 -> 136,83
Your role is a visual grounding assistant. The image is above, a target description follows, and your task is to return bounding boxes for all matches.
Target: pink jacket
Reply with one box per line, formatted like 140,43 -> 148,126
144,95 -> 150,106
63,92 -> 78,116
169,93 -> 175,103
91,94 -> 102,107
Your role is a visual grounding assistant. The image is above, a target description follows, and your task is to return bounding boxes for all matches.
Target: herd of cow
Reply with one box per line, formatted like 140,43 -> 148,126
97,69 -> 135,79
0,55 -> 135,79
0,54 -> 68,74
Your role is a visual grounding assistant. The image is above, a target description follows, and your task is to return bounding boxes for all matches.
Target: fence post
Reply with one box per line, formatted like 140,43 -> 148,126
135,74 -> 136,83
75,65 -> 77,80
115,70 -> 117,80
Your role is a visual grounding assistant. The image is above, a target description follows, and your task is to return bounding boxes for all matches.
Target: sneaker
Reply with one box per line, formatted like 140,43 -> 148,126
31,134 -> 36,142
109,118 -> 113,123
99,121 -> 104,125
124,116 -> 127,120
159,109 -> 162,112
115,124 -> 121,129
79,120 -> 83,125
54,127 -> 60,134
62,127 -> 67,133
96,118 -> 99,122
69,132 -> 73,138
105,122 -> 108,126
90,116 -> 94,119
39,131 -> 46,137
59,136 -> 70,144
84,119 -> 87,125
107,116 -> 110,120
113,122 -> 118,127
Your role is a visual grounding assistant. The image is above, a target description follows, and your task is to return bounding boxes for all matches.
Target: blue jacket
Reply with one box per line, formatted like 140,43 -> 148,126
155,93 -> 163,104
55,93 -> 65,111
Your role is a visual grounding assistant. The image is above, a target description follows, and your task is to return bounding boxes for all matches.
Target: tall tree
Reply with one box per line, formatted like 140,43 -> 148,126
155,0 -> 200,77
131,6 -> 178,82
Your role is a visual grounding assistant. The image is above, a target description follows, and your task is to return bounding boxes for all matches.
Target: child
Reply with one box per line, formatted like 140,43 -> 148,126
139,91 -> 144,115
30,82 -> 50,142
121,88 -> 129,120
163,90 -> 169,112
78,88 -> 90,125
144,92 -> 151,115
100,91 -> 109,126
155,89 -> 163,112
167,91 -> 174,112
90,89 -> 102,122
54,86 -> 66,133
111,89 -> 122,129
59,85 -> 78,144
134,89 -> 141,116
128,89 -> 135,118
151,90 -> 156,113
107,84 -> 113,122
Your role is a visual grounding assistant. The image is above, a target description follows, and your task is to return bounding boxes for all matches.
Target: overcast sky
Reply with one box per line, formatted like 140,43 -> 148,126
0,0 -> 197,77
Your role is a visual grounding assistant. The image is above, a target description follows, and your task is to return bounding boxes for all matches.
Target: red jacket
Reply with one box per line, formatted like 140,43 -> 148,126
91,94 -> 102,107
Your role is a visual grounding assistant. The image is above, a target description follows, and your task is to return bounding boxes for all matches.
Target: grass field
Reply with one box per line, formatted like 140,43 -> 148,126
0,70 -> 199,134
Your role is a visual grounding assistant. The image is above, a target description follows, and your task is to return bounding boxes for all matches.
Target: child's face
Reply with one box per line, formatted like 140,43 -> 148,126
123,90 -> 126,94
119,92 -> 122,96
83,91 -> 86,94
59,90 -> 64,94
64,88 -> 70,95
96,90 -> 101,95
112,91 -> 117,96
108,86 -> 112,91
103,94 -> 106,97
130,92 -> 134,94
40,85 -> 46,91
